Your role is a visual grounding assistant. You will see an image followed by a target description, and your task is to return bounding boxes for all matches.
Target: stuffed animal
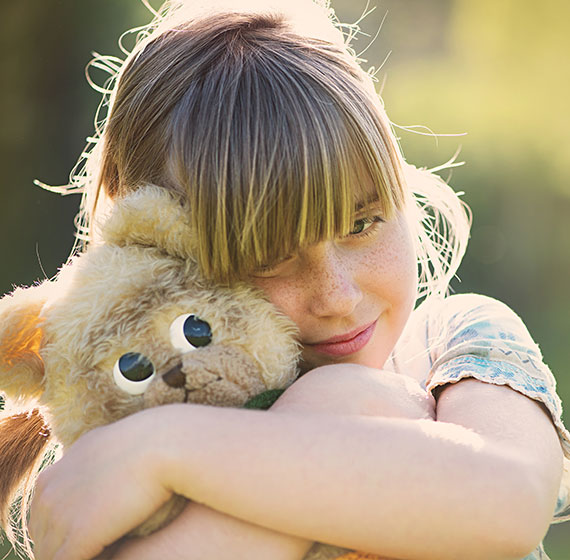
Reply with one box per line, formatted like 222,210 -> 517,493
0,186 -> 384,560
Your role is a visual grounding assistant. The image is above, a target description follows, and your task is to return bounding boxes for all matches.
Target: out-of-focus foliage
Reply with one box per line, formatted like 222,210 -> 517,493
0,0 -> 568,558
0,0 -> 150,291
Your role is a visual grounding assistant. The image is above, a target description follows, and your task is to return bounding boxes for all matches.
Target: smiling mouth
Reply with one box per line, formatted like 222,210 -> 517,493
305,320 -> 377,357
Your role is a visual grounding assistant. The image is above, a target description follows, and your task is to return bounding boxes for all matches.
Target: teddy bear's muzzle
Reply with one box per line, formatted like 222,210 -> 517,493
143,344 -> 267,409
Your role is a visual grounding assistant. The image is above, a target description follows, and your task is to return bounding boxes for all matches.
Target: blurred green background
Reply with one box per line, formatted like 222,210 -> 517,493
0,0 -> 568,557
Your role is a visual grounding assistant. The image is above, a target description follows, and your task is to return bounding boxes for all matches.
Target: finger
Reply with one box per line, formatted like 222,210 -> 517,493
30,505 -> 70,560
29,482 -> 57,560
54,539 -> 105,560
30,470 -> 83,560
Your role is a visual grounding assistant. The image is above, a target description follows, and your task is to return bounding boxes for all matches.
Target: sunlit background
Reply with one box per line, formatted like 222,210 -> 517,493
0,0 -> 568,557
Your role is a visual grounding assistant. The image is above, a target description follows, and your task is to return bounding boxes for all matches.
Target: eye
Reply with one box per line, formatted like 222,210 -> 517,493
350,218 -> 369,235
348,215 -> 384,236
170,314 -> 213,352
113,352 -> 155,395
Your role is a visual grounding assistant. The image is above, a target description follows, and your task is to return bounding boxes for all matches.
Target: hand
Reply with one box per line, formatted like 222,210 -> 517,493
272,364 -> 436,420
29,409 -> 173,560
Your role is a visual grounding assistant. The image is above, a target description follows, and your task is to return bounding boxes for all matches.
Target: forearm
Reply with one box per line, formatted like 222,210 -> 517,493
152,404 -> 532,560
109,502 -> 312,560
107,365 -> 429,560
107,365 -> 417,560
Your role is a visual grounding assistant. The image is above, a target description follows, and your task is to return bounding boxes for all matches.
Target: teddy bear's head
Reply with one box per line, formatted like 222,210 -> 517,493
0,186 -> 300,542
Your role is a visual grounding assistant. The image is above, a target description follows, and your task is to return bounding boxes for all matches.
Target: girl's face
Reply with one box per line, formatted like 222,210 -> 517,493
250,195 -> 418,373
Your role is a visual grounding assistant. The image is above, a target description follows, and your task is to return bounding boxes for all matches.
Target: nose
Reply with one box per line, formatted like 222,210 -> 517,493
306,246 -> 362,318
163,365 -> 186,388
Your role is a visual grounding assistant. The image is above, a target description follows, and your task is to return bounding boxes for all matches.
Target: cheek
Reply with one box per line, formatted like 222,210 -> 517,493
249,277 -> 303,325
363,219 -> 418,308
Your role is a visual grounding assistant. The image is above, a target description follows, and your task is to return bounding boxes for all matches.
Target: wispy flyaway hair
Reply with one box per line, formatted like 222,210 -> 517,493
71,0 -> 470,296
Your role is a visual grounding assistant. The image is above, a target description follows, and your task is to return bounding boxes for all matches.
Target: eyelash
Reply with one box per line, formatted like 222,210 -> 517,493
253,256 -> 293,277
348,215 -> 385,238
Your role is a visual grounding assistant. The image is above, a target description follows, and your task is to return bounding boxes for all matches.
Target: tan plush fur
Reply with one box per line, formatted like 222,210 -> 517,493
0,186 -> 380,560
0,186 -> 300,544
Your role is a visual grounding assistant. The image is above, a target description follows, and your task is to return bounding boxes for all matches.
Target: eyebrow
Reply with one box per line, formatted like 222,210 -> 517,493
354,196 -> 382,212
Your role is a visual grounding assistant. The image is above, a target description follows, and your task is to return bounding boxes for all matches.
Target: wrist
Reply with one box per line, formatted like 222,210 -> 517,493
149,403 -> 231,498
140,404 -> 194,495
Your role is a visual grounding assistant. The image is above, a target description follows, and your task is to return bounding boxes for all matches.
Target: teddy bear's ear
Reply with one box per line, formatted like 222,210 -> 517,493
0,282 -> 52,401
100,185 -> 198,260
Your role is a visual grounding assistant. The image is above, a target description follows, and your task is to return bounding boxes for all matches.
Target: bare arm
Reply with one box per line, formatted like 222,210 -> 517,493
156,382 -> 561,560
109,367 -> 433,560
434,378 -> 563,555
31,366 -> 432,560
156,373 -> 563,560
29,366 -> 562,560
105,503 -> 312,560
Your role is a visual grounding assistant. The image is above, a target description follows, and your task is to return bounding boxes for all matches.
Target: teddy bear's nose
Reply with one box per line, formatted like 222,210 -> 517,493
163,366 -> 186,388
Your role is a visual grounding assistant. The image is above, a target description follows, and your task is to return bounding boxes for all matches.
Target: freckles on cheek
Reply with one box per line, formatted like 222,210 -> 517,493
366,224 -> 417,298
250,278 -> 301,322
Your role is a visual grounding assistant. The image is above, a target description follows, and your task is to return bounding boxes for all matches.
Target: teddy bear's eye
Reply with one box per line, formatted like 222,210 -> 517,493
113,352 -> 156,395
170,314 -> 213,352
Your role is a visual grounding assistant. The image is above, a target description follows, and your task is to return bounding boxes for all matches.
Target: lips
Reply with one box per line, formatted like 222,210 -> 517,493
305,320 -> 377,357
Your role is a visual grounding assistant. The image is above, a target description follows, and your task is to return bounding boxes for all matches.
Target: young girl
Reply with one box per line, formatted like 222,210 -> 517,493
27,1 -> 570,559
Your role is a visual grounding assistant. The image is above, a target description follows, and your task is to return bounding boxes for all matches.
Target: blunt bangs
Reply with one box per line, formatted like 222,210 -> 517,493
165,16 -> 407,284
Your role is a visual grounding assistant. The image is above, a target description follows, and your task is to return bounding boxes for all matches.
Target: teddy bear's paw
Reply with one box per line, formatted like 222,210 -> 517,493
129,494 -> 188,537
304,544 -> 389,560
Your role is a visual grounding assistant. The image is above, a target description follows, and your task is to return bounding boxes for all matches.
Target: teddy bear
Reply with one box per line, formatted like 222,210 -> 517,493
0,186 -> 384,560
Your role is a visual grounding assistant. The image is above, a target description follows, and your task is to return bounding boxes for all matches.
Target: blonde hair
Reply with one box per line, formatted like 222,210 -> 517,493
70,0 -> 470,298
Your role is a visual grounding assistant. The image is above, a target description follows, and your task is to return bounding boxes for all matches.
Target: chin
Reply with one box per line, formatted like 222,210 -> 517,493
300,348 -> 386,373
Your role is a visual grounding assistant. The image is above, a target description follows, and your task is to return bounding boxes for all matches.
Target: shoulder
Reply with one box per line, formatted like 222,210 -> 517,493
387,293 -> 515,381
424,292 -> 556,413
419,292 -> 542,361
422,292 -> 526,327
404,293 -> 518,340
389,293 -> 523,376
